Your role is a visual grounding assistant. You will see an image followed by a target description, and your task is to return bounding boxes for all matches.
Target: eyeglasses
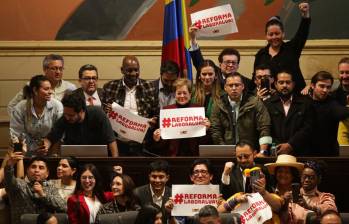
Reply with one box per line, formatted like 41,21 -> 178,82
81,76 -> 98,81
236,153 -> 253,160
192,169 -> 209,176
81,176 -> 95,180
222,60 -> 238,66
48,67 -> 64,72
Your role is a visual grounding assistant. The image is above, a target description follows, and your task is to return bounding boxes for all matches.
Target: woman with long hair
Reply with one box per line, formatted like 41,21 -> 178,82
95,172 -> 140,223
191,59 -> 221,118
67,164 -> 113,224
49,156 -> 78,201
253,2 -> 310,94
9,74 -> 63,156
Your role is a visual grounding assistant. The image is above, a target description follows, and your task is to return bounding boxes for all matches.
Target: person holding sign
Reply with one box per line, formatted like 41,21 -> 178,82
188,26 -> 253,91
218,167 -> 282,224
254,2 -> 311,94
152,78 -> 210,156
103,55 -> 158,156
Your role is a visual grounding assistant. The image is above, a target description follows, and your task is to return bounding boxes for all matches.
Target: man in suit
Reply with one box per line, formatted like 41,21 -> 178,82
263,71 -> 314,156
220,141 -> 257,199
133,160 -> 171,224
152,60 -> 179,109
71,64 -> 104,107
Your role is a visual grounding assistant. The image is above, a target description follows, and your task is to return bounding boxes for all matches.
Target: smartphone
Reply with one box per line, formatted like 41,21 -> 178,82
13,142 -> 23,152
250,170 -> 261,186
292,183 -> 301,202
260,77 -> 270,91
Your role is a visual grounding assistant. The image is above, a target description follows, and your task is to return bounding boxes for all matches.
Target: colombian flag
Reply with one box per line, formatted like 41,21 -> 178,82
162,0 -> 192,80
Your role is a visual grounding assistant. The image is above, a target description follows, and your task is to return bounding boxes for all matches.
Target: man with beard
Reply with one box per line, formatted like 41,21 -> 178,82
42,93 -> 118,157
152,60 -> 179,109
4,154 -> 66,224
264,71 -> 314,156
308,71 -> 349,156
103,55 -> 158,156
220,141 -> 271,200
71,64 -> 104,107
333,57 -> 349,106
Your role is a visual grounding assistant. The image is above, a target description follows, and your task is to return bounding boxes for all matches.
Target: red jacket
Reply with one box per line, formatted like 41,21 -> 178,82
67,192 -> 114,224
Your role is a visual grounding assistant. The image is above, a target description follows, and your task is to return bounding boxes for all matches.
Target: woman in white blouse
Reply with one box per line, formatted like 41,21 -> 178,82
10,75 -> 63,156
49,157 -> 78,201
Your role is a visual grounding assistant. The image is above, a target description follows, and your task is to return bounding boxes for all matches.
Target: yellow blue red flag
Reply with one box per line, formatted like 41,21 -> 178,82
162,0 -> 192,80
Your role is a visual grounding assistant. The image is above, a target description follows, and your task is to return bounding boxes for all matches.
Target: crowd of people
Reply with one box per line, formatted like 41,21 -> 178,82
0,1 -> 347,223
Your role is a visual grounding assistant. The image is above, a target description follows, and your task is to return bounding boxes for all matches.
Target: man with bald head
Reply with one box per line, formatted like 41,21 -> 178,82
103,55 -> 158,156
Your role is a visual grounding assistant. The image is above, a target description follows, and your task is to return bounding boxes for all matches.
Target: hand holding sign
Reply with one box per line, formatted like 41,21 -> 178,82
190,4 -> 238,37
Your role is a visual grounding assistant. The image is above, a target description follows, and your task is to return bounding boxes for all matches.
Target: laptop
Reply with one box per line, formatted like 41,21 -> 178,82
60,145 -> 108,157
339,145 -> 349,157
199,145 -> 236,157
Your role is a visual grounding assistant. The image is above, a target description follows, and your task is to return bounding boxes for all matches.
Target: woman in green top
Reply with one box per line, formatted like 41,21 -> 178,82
192,59 -> 221,144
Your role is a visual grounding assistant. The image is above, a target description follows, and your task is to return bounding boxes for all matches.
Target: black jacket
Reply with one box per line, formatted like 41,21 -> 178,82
254,17 -> 311,94
133,184 -> 171,224
263,94 -> 314,156
310,96 -> 349,156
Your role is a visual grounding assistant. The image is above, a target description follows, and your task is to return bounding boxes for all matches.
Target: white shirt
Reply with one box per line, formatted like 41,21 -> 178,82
123,80 -> 138,114
149,184 -> 165,208
84,91 -> 101,106
221,167 -> 247,191
84,196 -> 101,224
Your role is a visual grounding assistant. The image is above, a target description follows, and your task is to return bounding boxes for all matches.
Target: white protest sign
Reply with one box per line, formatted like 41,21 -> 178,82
190,4 -> 238,37
108,103 -> 149,143
160,107 -> 206,139
172,185 -> 220,216
234,193 -> 272,224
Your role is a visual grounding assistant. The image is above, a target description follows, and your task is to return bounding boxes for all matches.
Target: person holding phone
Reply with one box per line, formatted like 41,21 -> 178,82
9,75 -> 63,156
254,64 -> 276,101
265,155 -> 318,223
218,167 -> 283,223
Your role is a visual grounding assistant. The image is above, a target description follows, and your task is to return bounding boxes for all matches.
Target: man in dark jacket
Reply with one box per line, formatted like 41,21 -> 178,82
220,141 -> 272,200
309,71 -> 349,156
210,73 -> 272,154
134,160 -> 171,224
264,71 -> 314,156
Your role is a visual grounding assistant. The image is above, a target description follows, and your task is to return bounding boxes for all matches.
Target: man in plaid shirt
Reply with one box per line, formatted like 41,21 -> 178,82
103,55 -> 158,156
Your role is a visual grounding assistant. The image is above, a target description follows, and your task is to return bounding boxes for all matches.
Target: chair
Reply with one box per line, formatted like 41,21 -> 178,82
20,213 -> 68,224
97,211 -> 139,224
